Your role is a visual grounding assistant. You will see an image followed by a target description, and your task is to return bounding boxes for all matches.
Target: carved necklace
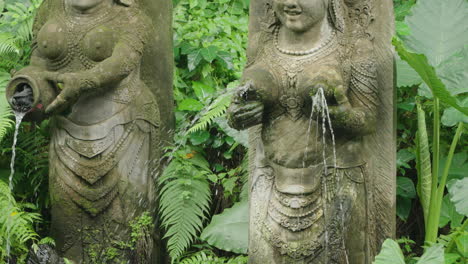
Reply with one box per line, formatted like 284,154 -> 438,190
274,26 -> 336,56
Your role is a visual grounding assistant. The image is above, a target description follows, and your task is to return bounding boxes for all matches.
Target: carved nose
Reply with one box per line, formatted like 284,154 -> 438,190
284,0 -> 300,11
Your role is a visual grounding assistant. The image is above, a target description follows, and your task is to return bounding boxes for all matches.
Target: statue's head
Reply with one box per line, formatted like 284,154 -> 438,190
272,0 -> 345,33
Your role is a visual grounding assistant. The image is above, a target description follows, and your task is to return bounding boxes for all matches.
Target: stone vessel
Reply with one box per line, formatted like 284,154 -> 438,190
6,0 -> 173,262
227,0 -> 395,263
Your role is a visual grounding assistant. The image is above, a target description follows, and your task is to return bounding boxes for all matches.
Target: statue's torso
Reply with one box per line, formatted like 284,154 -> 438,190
36,4 -> 153,125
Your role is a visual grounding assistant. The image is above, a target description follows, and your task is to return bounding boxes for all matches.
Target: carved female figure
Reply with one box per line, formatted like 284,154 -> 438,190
7,0 -> 173,262
228,0 -> 394,263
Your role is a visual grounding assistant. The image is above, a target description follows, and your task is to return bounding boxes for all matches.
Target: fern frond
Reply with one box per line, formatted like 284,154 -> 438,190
159,151 -> 213,261
188,92 -> 232,133
0,80 -> 14,143
179,251 -> 248,264
0,33 -> 20,55
0,181 -> 42,260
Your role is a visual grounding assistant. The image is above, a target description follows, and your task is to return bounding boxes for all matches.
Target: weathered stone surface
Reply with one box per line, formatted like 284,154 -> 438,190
7,0 -> 173,263
227,0 -> 395,263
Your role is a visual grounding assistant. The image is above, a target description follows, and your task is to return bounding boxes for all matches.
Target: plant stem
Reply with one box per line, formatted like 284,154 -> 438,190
425,98 -> 440,244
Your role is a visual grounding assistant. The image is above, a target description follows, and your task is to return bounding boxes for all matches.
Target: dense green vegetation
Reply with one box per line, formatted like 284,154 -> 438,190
0,0 -> 466,263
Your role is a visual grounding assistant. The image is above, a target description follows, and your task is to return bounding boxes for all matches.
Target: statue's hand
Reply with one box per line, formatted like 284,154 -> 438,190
42,72 -> 81,115
227,100 -> 264,130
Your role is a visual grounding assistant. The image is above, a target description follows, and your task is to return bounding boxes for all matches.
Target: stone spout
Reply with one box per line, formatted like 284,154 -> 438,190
6,68 -> 58,119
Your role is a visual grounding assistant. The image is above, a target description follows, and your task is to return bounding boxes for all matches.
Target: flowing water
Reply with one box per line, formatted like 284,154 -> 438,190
6,111 -> 26,263
301,88 -> 349,263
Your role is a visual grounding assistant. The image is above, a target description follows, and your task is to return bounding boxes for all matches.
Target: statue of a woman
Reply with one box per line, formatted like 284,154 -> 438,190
227,0 -> 395,263
6,0 -> 173,262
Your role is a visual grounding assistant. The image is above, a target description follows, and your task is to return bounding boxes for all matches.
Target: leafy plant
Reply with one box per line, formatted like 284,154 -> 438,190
179,250 -> 248,264
158,148 -> 214,261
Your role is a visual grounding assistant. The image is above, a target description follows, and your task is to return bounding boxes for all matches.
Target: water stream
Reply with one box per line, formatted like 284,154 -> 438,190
6,111 -> 26,263
302,87 -> 349,263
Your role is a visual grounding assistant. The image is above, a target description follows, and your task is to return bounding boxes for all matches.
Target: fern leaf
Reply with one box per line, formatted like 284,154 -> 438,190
188,92 -> 232,133
159,151 -> 212,261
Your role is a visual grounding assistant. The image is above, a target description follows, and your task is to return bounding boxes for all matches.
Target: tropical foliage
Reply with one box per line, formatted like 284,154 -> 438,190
0,0 -> 466,263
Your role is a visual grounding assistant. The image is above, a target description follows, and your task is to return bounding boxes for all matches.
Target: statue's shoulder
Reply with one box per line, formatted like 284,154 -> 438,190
118,6 -> 152,28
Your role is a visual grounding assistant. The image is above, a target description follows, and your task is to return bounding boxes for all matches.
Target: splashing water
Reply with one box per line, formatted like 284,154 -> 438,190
6,111 -> 26,263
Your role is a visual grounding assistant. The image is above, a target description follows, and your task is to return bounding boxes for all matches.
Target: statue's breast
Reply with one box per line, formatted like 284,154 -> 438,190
37,20 -> 67,61
82,25 -> 117,62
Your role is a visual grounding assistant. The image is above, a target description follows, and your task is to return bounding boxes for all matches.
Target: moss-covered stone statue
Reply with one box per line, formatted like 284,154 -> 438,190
6,0 -> 173,262
227,0 -> 395,263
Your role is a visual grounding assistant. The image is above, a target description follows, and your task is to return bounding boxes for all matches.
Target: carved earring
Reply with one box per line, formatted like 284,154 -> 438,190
329,0 -> 346,33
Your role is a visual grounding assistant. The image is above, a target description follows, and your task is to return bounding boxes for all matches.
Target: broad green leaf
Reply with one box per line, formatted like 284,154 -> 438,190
402,0 -> 468,67
216,51 -> 234,70
437,47 -> 468,96
192,81 -> 215,100
189,130 -> 210,145
397,149 -> 416,170
396,196 -> 412,221
200,199 -> 248,254
187,49 -> 203,71
394,0 -> 416,21
455,235 -> 468,258
416,244 -> 444,264
373,239 -> 405,264
444,253 -> 461,264
438,152 -> 468,182
393,38 -> 468,116
396,55 -> 421,87
442,98 -> 468,127
447,178 -> 468,216
200,45 -> 218,63
178,98 -> 204,111
397,177 -> 416,199
439,195 -> 463,228
415,103 -> 432,224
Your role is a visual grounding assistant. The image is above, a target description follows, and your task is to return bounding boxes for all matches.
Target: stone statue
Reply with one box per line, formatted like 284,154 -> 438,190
6,0 -> 173,262
227,0 -> 395,263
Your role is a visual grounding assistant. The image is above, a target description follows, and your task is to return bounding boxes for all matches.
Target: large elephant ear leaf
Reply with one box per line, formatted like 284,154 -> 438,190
416,244 -> 444,264
402,0 -> 468,67
373,239 -> 405,264
200,199 -> 249,254
447,178 -> 468,216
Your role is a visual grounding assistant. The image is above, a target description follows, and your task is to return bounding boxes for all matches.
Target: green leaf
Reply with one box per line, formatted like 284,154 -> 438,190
439,195 -> 464,228
396,54 -> 421,88
397,149 -> 416,169
373,239 -> 405,264
216,51 -> 234,70
187,49 -> 203,71
178,98 -> 204,111
393,38 -> 468,116
447,178 -> 468,216
438,152 -> 468,182
455,234 -> 468,258
192,81 -> 215,100
200,45 -> 218,63
402,0 -> 468,67
416,244 -> 444,264
397,177 -> 416,199
444,253 -> 461,264
396,196 -> 412,221
442,97 -> 468,127
190,130 -> 210,145
200,199 -> 248,254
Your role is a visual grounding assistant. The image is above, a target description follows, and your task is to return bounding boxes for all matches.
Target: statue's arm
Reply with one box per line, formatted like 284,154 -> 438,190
330,61 -> 379,136
330,39 -> 379,136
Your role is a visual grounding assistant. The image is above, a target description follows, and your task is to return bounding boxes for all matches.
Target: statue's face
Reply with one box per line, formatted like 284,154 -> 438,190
69,0 -> 107,12
273,0 -> 328,33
